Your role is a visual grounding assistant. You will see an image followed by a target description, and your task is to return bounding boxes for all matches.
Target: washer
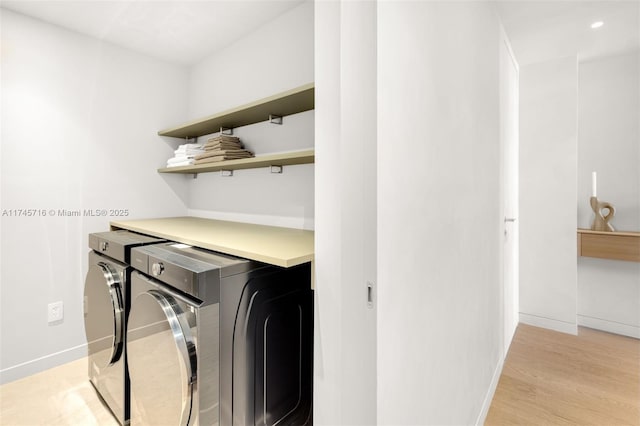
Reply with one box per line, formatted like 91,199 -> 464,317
84,230 -> 165,425
127,242 -> 313,426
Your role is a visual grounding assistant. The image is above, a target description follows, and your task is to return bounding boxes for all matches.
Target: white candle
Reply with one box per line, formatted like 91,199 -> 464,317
591,171 -> 597,197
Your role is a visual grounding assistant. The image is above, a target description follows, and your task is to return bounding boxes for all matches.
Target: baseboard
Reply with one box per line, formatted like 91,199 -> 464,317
519,313 -> 578,335
475,355 -> 505,426
577,315 -> 640,339
0,343 -> 87,385
187,209 -> 314,230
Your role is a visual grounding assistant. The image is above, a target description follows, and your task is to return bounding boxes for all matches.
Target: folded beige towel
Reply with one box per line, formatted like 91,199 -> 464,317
194,154 -> 253,165
195,149 -> 254,160
207,135 -> 241,143
194,156 -> 226,164
204,142 -> 244,151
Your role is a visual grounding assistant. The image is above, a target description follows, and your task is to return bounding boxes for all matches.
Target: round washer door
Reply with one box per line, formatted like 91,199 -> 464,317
127,289 -> 197,426
83,261 -> 124,368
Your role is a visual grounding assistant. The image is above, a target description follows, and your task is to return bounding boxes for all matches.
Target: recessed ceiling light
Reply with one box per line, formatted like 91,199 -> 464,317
591,21 -> 604,29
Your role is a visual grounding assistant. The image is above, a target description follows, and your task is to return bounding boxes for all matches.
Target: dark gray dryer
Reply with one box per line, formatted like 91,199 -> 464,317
84,230 -> 165,425
127,242 -> 313,426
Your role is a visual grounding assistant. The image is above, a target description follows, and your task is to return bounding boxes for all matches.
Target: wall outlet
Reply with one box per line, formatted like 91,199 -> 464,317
48,301 -> 63,323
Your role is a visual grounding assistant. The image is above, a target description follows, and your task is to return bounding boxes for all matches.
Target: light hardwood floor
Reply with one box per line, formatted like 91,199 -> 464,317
486,324 -> 640,425
1,324 -> 637,425
0,357 -> 118,426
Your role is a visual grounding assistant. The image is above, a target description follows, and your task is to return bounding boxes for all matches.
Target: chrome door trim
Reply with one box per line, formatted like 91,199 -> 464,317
97,261 -> 124,365
146,289 -> 198,425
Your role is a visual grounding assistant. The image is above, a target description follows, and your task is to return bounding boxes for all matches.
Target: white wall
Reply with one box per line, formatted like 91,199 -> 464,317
577,50 -> 640,338
0,9 -> 189,383
518,56 -> 578,335
187,111 -> 315,230
377,2 -> 503,424
188,1 -> 313,119
314,1 -> 377,424
185,1 -> 315,229
0,0 -> 313,385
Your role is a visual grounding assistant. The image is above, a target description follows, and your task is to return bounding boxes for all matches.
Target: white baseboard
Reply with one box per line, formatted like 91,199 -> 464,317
187,209 -> 314,230
577,315 -> 640,339
519,313 -> 578,335
475,355 -> 505,426
0,343 -> 87,385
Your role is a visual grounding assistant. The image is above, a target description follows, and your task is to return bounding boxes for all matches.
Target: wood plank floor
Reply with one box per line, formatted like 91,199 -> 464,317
1,324 -> 638,425
486,324 -> 640,425
0,357 -> 118,426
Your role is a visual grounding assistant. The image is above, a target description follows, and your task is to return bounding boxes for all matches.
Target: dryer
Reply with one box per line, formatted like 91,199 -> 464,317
127,242 -> 313,425
84,230 -> 165,425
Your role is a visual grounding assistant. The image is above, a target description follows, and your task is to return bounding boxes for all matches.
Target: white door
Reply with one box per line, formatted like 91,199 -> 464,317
500,31 -> 519,355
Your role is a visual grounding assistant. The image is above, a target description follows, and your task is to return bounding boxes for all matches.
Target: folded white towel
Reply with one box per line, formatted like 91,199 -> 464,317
174,149 -> 205,156
166,159 -> 194,167
167,155 -> 195,164
176,143 -> 203,152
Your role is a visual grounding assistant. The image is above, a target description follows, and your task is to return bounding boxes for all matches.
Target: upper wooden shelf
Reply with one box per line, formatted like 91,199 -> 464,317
158,149 -> 314,174
577,229 -> 640,262
158,83 -> 315,139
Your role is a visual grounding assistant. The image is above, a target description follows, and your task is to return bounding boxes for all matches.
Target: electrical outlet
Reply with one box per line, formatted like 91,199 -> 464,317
48,301 -> 63,323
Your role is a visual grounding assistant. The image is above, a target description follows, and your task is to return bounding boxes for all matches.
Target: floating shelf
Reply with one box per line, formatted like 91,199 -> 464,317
577,229 -> 640,262
158,149 -> 314,175
158,83 -> 315,139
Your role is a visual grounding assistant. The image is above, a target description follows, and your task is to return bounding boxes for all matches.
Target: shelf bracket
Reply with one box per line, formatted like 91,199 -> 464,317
220,127 -> 233,135
270,165 -> 283,174
221,170 -> 233,177
269,114 -> 283,125
193,173 -> 198,179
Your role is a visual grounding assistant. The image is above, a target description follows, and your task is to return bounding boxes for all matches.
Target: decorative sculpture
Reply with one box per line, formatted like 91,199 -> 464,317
590,196 -> 615,232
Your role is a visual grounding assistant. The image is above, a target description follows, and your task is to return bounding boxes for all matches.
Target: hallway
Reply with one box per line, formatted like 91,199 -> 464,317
486,324 -> 640,425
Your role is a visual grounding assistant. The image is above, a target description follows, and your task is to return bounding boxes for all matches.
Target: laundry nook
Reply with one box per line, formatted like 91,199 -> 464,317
1,1 -> 639,425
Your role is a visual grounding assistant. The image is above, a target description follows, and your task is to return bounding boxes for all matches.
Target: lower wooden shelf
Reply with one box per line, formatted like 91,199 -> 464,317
157,149 -> 314,175
577,229 -> 640,262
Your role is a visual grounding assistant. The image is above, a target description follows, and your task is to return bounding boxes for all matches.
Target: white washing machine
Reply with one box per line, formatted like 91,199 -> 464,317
83,230 -> 165,425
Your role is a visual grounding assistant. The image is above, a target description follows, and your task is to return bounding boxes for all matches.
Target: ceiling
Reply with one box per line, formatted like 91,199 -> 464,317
0,0 -> 306,65
2,1 -> 637,67
495,1 -> 640,66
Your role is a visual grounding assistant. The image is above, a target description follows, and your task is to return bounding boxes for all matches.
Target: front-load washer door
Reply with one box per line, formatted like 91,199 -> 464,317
84,261 -> 124,370
127,287 -> 197,426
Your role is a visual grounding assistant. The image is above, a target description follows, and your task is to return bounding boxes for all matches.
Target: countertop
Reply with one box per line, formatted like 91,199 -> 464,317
110,216 -> 314,268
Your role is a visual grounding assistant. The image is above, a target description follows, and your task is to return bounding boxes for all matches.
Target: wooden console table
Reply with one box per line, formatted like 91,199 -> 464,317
577,229 -> 640,262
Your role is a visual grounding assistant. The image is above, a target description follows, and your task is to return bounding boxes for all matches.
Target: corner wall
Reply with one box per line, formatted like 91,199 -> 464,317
577,50 -> 640,338
0,9 -> 189,383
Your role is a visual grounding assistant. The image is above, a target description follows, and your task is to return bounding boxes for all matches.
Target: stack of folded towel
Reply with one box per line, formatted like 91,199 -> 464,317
193,135 -> 254,165
166,143 -> 205,167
